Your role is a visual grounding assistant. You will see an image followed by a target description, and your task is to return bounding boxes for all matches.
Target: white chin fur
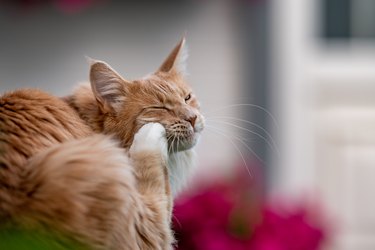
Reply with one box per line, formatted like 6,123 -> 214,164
168,149 -> 196,197
171,132 -> 200,152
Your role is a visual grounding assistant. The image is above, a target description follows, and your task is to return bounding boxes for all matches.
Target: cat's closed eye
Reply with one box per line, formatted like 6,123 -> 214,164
149,106 -> 169,111
184,94 -> 191,102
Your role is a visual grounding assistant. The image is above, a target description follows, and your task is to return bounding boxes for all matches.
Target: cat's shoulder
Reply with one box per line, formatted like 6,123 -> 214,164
0,88 -> 91,134
0,88 -> 77,113
1,88 -> 61,103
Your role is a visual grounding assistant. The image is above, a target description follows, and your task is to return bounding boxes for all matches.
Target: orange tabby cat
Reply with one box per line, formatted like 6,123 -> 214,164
0,38 -> 204,249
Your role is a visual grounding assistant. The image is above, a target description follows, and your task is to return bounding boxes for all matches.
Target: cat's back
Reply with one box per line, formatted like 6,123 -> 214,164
0,88 -> 92,171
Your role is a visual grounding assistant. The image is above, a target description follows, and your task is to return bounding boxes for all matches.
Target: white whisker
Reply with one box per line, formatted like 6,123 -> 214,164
168,134 -> 176,155
205,116 -> 274,143
205,125 -> 254,177
207,103 -> 279,129
206,125 -> 265,166
167,134 -> 174,155
206,120 -> 279,155
177,136 -> 180,153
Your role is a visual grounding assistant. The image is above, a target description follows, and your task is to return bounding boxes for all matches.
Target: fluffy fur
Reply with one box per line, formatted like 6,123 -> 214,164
0,38 -> 204,249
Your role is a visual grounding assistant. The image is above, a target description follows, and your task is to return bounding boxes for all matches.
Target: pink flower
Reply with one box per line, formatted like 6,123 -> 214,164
5,0 -> 100,14
173,167 -> 328,250
250,206 -> 325,250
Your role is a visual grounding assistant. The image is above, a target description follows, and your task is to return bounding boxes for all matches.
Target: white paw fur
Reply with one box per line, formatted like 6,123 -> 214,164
130,123 -> 168,160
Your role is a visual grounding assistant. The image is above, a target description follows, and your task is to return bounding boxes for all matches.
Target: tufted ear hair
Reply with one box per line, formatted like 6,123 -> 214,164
158,37 -> 188,76
89,60 -> 129,113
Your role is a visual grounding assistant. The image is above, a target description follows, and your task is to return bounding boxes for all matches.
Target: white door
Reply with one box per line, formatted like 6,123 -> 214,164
271,0 -> 375,249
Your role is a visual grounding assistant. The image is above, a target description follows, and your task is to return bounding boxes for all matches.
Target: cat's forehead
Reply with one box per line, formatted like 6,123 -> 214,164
137,75 -> 190,96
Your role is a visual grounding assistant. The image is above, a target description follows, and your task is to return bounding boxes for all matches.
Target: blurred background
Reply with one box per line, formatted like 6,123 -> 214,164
1,0 -> 375,249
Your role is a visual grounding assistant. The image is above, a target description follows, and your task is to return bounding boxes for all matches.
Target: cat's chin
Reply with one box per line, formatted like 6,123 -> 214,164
169,133 -> 200,152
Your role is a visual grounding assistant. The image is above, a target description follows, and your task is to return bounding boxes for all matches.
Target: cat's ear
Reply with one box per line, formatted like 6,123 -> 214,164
89,60 -> 128,113
158,37 -> 188,76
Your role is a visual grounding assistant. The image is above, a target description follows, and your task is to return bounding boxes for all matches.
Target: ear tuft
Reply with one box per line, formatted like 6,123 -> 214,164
158,37 -> 188,76
89,60 -> 128,113
176,39 -> 188,75
85,55 -> 97,66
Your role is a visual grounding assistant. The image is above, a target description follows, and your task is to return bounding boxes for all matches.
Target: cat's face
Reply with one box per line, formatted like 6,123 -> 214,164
90,38 -> 204,151
130,73 -> 204,151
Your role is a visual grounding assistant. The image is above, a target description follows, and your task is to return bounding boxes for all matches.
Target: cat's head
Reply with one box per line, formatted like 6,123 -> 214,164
89,38 -> 204,152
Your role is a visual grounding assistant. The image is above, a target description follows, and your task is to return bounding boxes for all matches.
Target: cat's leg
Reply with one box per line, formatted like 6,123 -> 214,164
129,123 -> 173,250
129,123 -> 169,195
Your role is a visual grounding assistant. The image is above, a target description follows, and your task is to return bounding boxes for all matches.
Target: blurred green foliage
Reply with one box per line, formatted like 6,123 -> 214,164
0,227 -> 88,250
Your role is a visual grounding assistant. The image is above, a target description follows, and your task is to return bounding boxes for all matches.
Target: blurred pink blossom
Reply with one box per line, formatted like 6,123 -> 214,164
173,167 -> 329,250
3,0 -> 103,14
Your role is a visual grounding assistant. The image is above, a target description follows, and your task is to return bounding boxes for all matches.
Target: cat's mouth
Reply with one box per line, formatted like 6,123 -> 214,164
165,121 -> 202,152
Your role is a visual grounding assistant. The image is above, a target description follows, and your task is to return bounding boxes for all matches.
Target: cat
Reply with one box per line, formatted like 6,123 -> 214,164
0,38 -> 204,249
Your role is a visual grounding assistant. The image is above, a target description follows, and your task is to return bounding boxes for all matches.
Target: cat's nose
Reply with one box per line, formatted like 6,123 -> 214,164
185,115 -> 197,128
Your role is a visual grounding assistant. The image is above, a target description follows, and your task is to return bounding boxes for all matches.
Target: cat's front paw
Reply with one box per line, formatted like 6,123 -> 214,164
130,123 -> 168,160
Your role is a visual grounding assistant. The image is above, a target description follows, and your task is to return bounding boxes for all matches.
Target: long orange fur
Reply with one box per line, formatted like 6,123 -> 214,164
0,38 -> 204,249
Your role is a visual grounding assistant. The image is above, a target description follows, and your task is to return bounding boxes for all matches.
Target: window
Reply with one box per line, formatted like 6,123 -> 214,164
322,0 -> 375,39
